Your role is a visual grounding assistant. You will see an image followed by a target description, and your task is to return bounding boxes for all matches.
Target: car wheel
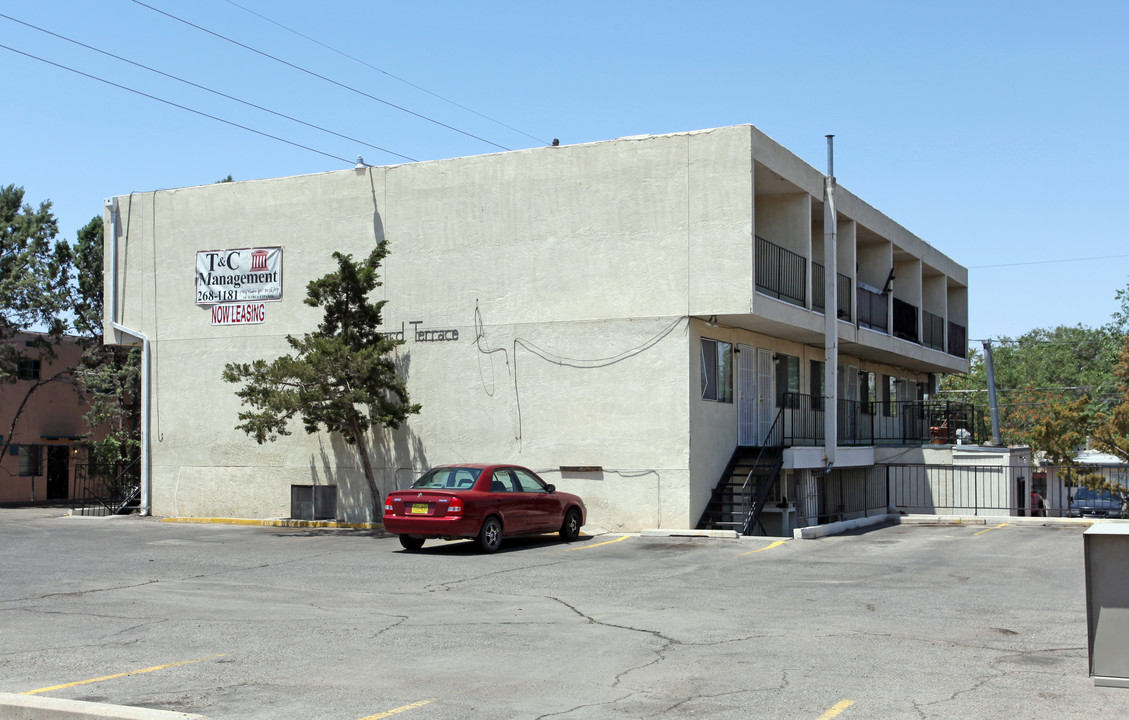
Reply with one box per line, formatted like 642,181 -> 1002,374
477,516 -> 502,553
559,508 -> 582,542
398,535 -> 425,551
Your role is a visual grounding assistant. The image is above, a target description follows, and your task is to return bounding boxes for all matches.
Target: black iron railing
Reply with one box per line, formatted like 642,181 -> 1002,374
892,298 -> 919,343
71,460 -> 140,516
857,286 -> 888,332
948,321 -> 967,358
793,466 -> 889,527
756,235 -> 806,307
812,263 -> 853,320
740,409 -> 784,535
922,310 -> 944,351
778,392 -> 977,447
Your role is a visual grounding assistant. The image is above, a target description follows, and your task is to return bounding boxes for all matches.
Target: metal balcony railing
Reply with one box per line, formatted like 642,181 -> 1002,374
892,298 -> 919,343
923,310 -> 944,351
812,262 -> 853,320
777,392 -> 978,447
857,286 -> 888,332
947,321 -> 967,358
756,235 -> 806,307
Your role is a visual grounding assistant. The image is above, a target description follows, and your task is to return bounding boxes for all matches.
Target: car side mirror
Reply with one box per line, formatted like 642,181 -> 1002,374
546,484 -> 556,493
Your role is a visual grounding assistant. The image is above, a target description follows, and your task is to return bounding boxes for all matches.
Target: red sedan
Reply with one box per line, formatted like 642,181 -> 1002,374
383,464 -> 587,552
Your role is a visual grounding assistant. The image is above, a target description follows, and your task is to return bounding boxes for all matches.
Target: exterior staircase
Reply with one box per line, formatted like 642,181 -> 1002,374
697,446 -> 783,535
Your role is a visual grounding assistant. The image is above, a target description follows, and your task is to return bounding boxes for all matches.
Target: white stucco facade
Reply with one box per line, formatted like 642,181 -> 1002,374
104,125 -> 970,530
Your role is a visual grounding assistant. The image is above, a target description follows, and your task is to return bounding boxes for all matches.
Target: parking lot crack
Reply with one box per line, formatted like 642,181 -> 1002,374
423,559 -> 570,591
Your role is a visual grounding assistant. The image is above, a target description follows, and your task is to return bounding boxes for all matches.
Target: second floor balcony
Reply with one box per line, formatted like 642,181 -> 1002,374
756,235 -> 966,360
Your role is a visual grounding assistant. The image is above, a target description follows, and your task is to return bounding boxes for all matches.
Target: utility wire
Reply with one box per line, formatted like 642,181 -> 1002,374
222,0 -> 549,146
0,43 -> 353,166
0,13 -> 415,163
969,253 -> 1129,269
129,0 -> 512,151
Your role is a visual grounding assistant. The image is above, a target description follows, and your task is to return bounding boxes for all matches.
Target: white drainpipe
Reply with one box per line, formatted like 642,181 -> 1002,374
105,197 -> 151,516
823,136 -> 838,468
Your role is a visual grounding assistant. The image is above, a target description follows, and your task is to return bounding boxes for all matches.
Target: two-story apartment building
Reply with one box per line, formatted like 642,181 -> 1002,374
0,333 -> 88,503
103,124 -> 970,532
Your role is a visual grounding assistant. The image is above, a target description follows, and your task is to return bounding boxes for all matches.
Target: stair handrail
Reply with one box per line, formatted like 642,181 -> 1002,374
738,407 -> 785,535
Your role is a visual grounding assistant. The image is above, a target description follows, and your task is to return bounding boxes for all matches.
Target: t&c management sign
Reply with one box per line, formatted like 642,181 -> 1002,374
196,247 -> 283,305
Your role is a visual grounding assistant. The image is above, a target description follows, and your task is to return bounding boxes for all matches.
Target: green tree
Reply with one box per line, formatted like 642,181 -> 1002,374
71,216 -> 141,469
940,324 -> 1119,450
222,242 -> 419,516
0,185 -> 73,463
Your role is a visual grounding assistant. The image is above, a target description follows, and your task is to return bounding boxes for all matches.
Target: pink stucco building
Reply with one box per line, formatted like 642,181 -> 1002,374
0,333 -> 92,503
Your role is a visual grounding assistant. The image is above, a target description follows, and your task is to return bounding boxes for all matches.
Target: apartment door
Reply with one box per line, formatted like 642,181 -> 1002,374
737,345 -> 757,445
757,348 -> 775,444
46,446 -> 69,500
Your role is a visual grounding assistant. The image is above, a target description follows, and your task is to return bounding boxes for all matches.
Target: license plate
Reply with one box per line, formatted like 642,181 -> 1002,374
410,503 -> 429,515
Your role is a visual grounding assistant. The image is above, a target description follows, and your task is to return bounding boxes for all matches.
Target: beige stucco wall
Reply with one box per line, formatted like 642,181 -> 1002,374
106,127 -> 760,528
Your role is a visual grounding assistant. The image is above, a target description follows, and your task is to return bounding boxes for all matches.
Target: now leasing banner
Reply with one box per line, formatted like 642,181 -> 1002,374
211,302 -> 266,326
196,247 -> 282,305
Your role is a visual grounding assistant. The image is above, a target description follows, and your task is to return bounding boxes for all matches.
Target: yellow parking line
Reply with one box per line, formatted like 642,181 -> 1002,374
817,699 -> 855,719
737,540 -> 787,557
974,522 -> 1009,536
359,698 -> 436,719
560,534 -> 630,551
20,654 -> 225,696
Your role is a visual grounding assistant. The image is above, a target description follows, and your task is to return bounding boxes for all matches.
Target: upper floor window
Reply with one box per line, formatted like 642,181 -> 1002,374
775,354 -> 800,409
859,371 -> 876,414
17,358 -> 41,381
700,338 -> 733,403
809,360 -> 825,411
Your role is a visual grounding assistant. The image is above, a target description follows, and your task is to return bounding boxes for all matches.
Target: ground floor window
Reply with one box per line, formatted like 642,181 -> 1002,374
12,444 -> 41,476
700,338 -> 733,403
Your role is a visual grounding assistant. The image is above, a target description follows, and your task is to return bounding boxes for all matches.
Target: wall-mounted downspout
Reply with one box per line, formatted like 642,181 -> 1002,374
104,197 -> 151,516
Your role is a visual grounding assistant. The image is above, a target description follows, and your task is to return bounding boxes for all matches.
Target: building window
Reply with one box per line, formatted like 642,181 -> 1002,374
775,354 -> 800,409
15,444 -> 41,476
17,358 -> 41,381
809,360 -> 825,410
700,338 -> 733,403
859,371 -> 876,414
883,375 -> 899,417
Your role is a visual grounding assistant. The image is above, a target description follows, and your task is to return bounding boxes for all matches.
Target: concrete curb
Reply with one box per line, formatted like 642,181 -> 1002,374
640,528 -> 739,538
0,693 -> 209,720
160,517 -> 384,531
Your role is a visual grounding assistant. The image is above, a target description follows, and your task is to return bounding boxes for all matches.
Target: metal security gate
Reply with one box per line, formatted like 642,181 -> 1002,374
737,344 -> 757,445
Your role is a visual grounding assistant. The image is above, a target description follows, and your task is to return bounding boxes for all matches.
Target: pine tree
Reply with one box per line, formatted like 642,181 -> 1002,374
222,242 -> 420,517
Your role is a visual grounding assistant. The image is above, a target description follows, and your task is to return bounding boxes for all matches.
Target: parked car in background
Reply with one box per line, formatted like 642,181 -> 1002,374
1068,487 -> 1126,519
383,464 -> 587,552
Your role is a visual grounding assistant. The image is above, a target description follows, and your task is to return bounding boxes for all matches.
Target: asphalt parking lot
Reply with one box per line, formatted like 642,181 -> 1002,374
0,508 -> 1124,719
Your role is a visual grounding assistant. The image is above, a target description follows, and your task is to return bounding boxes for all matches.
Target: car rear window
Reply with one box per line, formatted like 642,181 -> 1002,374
411,468 -> 483,490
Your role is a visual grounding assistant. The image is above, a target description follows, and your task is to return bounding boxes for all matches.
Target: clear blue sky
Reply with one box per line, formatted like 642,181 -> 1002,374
4,0 -> 1127,341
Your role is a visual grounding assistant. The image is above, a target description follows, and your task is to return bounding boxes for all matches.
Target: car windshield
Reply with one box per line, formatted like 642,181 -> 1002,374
1074,487 -> 1117,502
411,467 -> 482,491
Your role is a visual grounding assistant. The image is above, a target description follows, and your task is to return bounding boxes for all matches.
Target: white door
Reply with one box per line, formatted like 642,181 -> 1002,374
738,345 -> 757,446
757,348 -> 775,444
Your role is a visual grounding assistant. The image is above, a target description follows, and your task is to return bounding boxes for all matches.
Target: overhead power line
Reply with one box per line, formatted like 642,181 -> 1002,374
0,13 -> 416,163
129,0 -> 512,152
0,43 -> 354,166
222,0 -> 549,146
969,253 -> 1129,269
